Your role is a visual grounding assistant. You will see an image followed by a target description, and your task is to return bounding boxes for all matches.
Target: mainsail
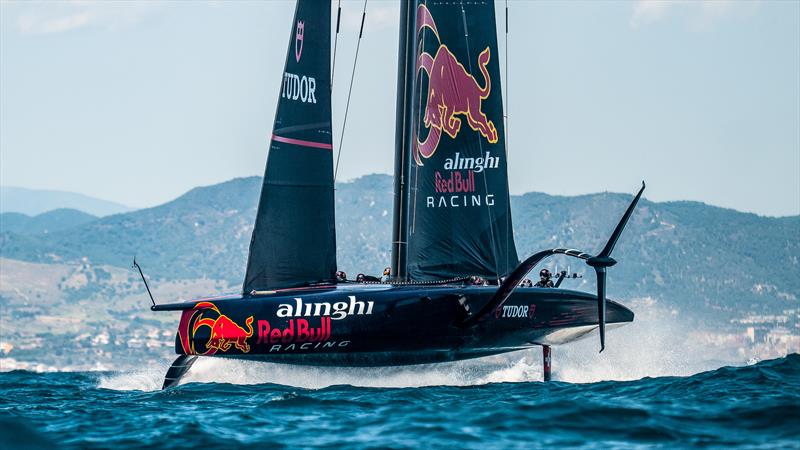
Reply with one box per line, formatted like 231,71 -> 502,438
243,1 -> 336,292
398,1 -> 518,281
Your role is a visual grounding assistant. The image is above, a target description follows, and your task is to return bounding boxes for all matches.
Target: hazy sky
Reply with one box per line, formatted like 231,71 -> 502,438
1,1 -> 798,216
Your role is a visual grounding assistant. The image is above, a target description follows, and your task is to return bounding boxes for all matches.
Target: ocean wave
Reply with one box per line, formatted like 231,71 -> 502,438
1,355 -> 798,449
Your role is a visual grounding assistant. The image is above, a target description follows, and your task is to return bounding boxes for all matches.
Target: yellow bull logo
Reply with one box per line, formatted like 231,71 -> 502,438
415,4 -> 499,166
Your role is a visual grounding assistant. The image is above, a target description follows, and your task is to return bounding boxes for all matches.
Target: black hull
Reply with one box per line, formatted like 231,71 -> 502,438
164,284 -> 633,367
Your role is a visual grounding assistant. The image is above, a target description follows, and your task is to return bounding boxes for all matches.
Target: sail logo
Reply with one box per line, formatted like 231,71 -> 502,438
282,20 -> 316,104
414,4 -> 499,166
435,171 -> 475,194
426,194 -> 494,208
277,296 -> 374,321
443,152 -> 499,173
295,20 -> 304,62
281,73 -> 317,104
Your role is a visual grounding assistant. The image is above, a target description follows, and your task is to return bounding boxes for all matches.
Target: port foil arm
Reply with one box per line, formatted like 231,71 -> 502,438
460,182 -> 646,355
458,248 -> 591,328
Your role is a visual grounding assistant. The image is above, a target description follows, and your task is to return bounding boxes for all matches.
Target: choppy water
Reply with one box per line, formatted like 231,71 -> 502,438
1,354 -> 798,449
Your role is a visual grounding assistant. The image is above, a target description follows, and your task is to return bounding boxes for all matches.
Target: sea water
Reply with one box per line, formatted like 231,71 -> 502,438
1,354 -> 798,449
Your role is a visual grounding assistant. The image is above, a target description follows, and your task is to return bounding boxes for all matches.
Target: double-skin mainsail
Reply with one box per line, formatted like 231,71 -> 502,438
394,1 -> 519,282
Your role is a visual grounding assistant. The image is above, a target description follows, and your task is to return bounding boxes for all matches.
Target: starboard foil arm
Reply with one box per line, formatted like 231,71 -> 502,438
460,182 -> 646,353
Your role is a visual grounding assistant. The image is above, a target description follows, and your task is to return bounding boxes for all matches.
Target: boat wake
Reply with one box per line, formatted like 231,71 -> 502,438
97,366 -> 169,392
98,304 -> 741,391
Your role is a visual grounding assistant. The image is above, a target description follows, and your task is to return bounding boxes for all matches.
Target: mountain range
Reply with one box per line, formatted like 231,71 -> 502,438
1,209 -> 98,235
1,174 -> 797,325
0,186 -> 132,217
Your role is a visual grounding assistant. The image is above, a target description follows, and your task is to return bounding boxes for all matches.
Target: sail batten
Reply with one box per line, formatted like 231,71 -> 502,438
243,1 -> 336,293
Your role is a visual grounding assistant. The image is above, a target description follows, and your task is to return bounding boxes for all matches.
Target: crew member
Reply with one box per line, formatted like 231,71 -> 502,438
336,271 -> 347,282
535,269 -> 554,288
357,273 -> 381,282
380,267 -> 391,282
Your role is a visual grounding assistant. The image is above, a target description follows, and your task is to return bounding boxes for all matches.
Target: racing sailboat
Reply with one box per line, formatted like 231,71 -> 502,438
147,0 -> 644,389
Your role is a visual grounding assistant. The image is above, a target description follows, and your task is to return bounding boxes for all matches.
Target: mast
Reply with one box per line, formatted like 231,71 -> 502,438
391,0 -> 415,281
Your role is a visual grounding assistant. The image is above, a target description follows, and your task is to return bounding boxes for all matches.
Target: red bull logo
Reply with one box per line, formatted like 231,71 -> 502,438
414,4 -> 499,166
178,302 -> 253,356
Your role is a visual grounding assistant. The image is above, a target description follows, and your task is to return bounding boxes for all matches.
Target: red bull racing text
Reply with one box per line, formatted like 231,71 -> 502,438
256,317 -> 350,352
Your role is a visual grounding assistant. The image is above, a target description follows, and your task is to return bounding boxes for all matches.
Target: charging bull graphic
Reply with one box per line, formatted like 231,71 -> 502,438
178,302 -> 253,356
415,4 -> 499,165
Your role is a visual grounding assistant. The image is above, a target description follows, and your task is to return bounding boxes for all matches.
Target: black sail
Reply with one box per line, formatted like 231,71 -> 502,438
404,1 -> 518,281
244,2 -> 336,293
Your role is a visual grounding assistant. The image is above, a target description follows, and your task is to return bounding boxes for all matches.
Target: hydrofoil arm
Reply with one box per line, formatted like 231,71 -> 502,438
460,182 -> 646,353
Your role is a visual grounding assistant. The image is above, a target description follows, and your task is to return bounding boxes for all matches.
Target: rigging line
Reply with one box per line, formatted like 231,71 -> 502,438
333,0 -> 367,183
410,1 -> 428,236
460,2 -> 500,282
395,2 -> 414,278
504,0 -> 509,153
331,0 -> 342,87
504,0 -> 512,274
